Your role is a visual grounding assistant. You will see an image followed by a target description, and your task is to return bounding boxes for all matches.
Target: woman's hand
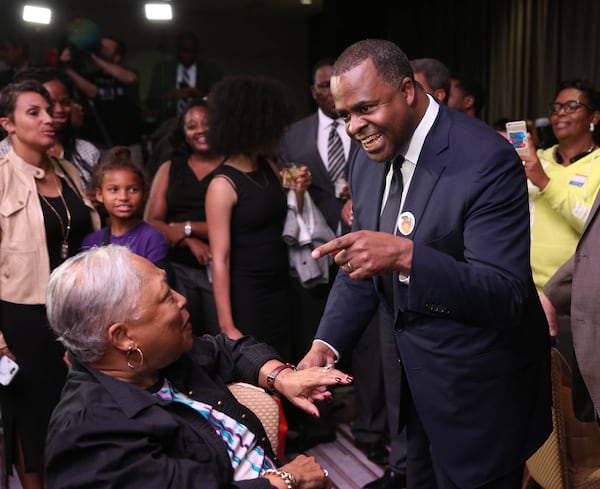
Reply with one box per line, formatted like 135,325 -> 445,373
269,454 -> 331,489
274,365 -> 352,417
0,345 -> 16,362
521,139 -> 549,190
185,237 -> 211,266
165,222 -> 186,247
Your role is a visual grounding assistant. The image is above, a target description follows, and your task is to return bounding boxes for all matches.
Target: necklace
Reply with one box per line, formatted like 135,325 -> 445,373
39,174 -> 72,260
241,167 -> 270,190
553,143 -> 597,164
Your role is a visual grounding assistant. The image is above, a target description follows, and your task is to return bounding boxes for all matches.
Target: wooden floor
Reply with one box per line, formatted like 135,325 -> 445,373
304,423 -> 385,489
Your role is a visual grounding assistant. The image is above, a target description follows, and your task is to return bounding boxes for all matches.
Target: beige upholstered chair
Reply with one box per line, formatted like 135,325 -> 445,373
526,348 -> 600,489
228,382 -> 285,458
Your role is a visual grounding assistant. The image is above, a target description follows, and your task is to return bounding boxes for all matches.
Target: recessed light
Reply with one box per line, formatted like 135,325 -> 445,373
145,3 -> 173,20
23,5 -> 52,24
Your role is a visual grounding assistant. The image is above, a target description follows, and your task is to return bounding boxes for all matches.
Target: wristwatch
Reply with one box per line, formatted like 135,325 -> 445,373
184,221 -> 192,237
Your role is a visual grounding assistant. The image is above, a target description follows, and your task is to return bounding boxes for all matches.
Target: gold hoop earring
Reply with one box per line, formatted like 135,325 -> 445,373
126,346 -> 144,369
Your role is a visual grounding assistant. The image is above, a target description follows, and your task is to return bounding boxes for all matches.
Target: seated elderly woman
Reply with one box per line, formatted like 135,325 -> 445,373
44,245 -> 349,489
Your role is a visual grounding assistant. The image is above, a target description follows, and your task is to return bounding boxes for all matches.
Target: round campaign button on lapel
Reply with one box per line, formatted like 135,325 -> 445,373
399,211 -> 415,236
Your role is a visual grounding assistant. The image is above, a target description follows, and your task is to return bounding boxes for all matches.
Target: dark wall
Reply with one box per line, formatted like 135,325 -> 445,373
1,0 -> 317,119
3,0 -> 599,126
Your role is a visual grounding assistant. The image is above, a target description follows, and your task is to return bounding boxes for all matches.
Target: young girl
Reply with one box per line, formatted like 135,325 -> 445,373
82,146 -> 168,263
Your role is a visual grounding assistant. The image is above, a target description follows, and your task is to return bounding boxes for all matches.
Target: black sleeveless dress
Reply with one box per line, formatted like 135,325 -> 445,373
214,159 -> 292,358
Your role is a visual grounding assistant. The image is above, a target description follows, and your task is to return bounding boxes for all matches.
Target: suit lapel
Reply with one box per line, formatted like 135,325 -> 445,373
388,106 -> 450,317
400,107 -> 450,241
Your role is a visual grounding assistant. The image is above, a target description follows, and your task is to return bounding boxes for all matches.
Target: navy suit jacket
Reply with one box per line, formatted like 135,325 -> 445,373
315,102 -> 552,487
146,59 -> 222,120
279,113 -> 358,233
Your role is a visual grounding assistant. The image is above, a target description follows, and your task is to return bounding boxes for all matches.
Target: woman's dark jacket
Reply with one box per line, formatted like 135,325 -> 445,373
45,335 -> 283,489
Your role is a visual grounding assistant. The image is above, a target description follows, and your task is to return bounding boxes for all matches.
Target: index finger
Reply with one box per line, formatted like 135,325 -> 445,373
311,235 -> 351,259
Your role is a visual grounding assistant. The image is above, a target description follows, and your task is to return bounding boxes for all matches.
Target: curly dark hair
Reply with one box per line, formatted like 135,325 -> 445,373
206,75 -> 291,157
169,98 -> 209,158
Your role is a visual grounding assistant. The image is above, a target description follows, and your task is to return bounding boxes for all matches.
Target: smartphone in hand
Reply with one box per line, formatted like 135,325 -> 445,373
0,355 -> 19,386
506,120 -> 530,156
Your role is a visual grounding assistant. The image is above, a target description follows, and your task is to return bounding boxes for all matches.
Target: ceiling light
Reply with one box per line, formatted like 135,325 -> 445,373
22,5 -> 52,24
145,3 -> 172,20
300,0 -> 313,4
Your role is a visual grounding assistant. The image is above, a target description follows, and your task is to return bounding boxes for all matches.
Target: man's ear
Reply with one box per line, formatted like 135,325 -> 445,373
401,76 -> 417,105
433,88 -> 447,104
106,322 -> 134,353
464,95 -> 475,111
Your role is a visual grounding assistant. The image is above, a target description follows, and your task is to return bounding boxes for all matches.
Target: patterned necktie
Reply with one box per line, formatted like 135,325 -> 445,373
379,156 -> 405,306
327,121 -> 346,183
177,66 -> 190,114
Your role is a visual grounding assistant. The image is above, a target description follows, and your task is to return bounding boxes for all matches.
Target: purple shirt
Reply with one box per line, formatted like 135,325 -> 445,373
82,221 -> 168,263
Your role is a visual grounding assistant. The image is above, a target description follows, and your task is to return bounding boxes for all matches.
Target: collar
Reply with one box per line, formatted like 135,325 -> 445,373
402,94 -> 440,165
69,354 -> 170,418
7,148 -> 64,180
553,143 -> 598,164
317,108 -> 343,130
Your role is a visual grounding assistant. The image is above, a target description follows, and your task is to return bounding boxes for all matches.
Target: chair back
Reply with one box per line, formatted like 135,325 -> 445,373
526,348 -> 600,489
227,382 -> 285,459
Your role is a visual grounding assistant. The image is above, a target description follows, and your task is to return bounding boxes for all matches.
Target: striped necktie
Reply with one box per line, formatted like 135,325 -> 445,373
327,121 -> 346,183
177,66 -> 191,114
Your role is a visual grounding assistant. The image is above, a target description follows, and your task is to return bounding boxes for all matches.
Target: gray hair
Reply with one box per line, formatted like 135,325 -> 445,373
332,39 -> 413,89
46,245 -> 144,363
410,58 -> 450,97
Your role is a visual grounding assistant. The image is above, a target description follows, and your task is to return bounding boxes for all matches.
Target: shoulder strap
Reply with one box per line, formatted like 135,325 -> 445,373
52,156 -> 84,201
102,225 -> 112,246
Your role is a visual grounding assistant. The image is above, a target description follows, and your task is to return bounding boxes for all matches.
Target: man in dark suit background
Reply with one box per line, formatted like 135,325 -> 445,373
300,39 -> 551,488
280,57 -> 356,236
146,31 -> 221,124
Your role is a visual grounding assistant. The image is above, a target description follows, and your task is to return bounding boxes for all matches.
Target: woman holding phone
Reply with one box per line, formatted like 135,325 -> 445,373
0,80 -> 100,489
521,79 -> 600,293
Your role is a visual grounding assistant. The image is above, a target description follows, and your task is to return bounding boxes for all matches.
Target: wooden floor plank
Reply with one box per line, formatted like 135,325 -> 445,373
302,423 -> 385,489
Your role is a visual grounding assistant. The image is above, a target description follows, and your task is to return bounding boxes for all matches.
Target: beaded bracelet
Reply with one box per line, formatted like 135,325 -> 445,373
261,468 -> 298,489
266,363 -> 296,393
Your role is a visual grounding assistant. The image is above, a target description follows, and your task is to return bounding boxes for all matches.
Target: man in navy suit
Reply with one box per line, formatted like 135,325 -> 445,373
300,39 -> 551,489
146,32 -> 221,123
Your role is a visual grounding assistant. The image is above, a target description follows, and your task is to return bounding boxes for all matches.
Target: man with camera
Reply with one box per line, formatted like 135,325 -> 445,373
61,35 -> 143,165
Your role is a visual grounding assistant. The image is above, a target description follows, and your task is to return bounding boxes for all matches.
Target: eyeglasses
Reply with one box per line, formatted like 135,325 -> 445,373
549,100 -> 594,114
